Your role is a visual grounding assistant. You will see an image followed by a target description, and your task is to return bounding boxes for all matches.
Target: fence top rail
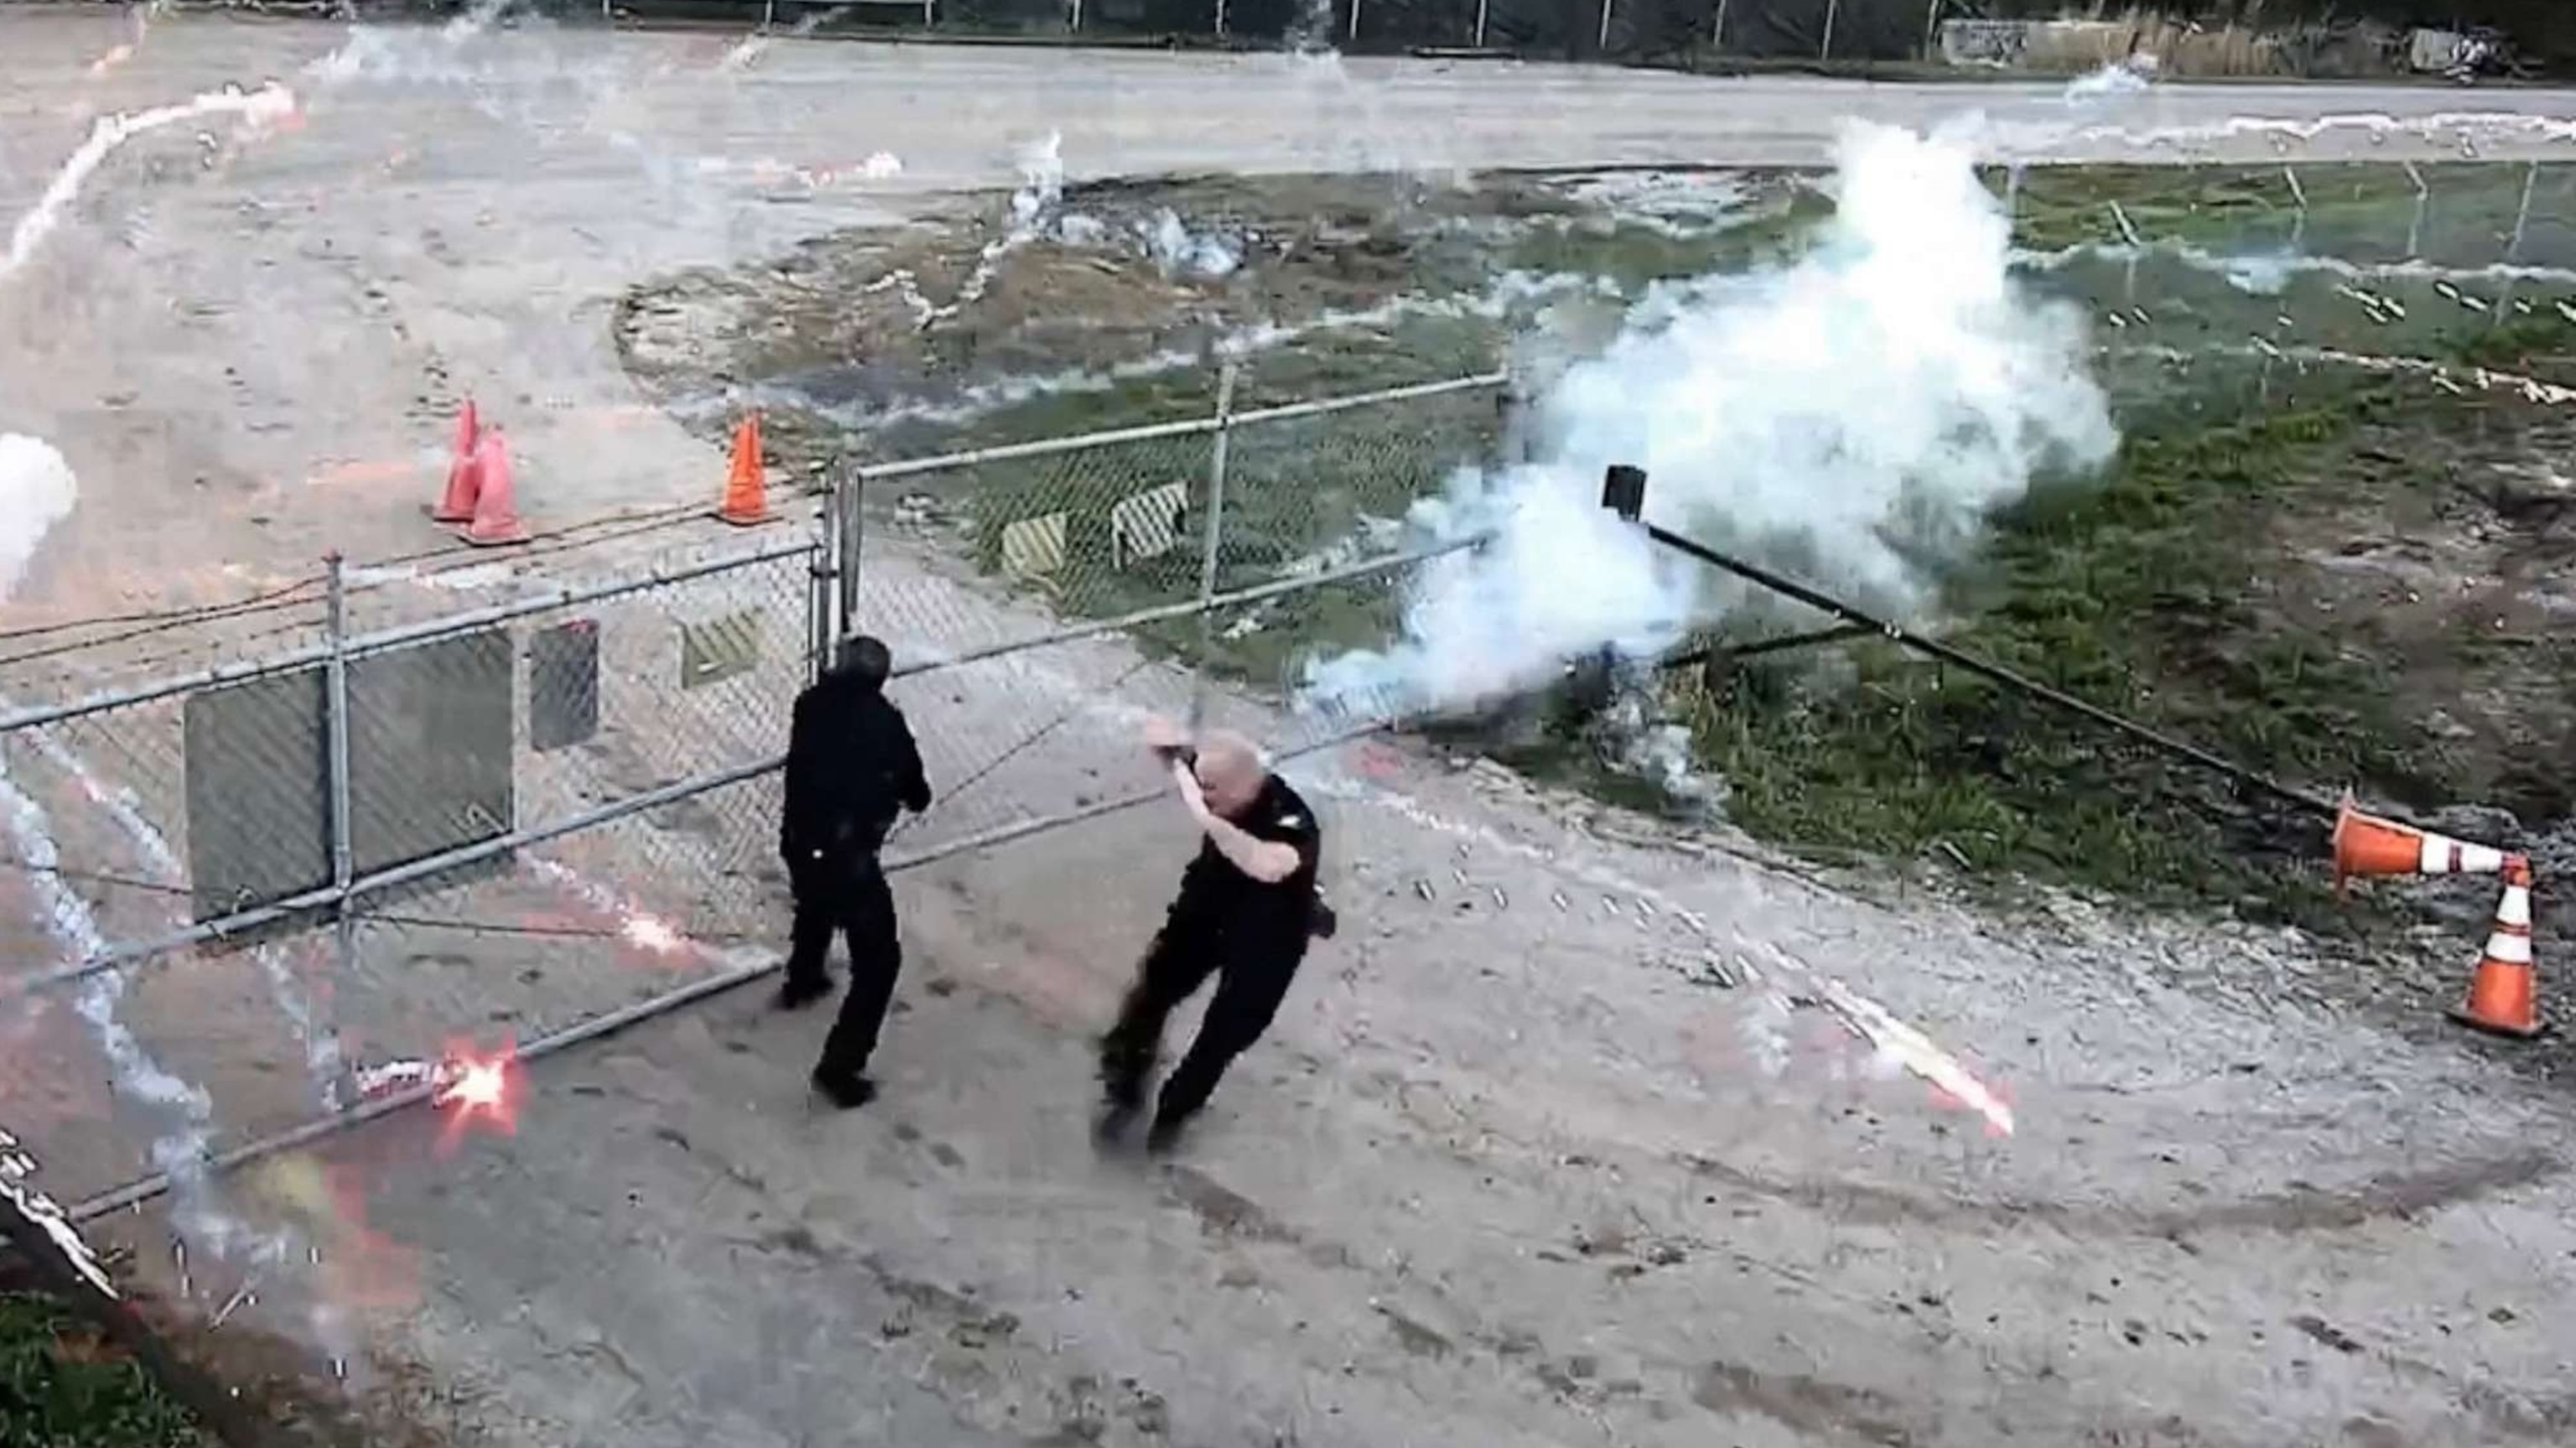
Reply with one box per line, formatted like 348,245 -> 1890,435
851,369 -> 1510,485
0,537 -> 818,739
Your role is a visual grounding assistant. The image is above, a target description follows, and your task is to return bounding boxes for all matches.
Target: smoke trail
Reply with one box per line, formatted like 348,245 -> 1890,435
18,724 -> 345,1110
717,3 -> 858,71
1,84 -> 298,283
1301,122 -> 2119,719
2064,53 -> 2156,106
0,442 -> 305,1290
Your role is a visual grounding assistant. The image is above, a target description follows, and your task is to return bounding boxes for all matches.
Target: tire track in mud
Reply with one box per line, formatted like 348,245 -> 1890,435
1678,1146 -> 2565,1238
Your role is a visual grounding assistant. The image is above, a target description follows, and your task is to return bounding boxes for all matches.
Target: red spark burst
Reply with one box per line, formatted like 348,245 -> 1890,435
429,1036 -> 521,1152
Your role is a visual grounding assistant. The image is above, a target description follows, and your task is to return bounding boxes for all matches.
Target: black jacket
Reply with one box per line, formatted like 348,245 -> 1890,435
1171,775 -> 1324,959
781,672 -> 932,864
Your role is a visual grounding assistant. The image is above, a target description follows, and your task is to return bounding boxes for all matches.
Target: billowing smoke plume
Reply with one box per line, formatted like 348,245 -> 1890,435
0,434 -> 77,597
1303,122 -> 2119,719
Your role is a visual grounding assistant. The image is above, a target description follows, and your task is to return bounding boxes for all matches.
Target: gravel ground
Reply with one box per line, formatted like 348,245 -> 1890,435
3,10 -> 2574,1447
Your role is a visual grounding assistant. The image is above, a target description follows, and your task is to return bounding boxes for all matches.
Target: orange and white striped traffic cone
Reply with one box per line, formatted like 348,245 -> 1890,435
2449,856 -> 2545,1040
2330,794 -> 2510,891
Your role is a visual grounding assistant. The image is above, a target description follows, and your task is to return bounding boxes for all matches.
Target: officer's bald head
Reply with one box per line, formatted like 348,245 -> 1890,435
1192,729 -> 1269,820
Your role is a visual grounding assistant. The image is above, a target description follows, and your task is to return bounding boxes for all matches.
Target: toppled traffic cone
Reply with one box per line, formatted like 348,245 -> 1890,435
2330,793 -> 2507,891
456,427 -> 529,547
713,413 -> 774,527
2449,857 -> 2545,1039
430,399 -> 481,523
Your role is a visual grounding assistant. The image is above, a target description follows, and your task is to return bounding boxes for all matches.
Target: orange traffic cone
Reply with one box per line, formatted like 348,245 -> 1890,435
713,413 -> 774,527
2449,857 -> 2545,1039
456,426 -> 529,548
430,399 -> 481,524
2330,794 -> 2508,891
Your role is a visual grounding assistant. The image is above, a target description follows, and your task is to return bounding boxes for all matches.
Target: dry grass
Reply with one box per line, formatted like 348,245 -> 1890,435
2009,8 -> 2402,78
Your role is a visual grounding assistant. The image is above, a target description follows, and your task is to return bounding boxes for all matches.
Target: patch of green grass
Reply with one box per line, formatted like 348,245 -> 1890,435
943,318 -> 1507,689
0,1292 -> 204,1448
1668,376 -> 2467,924
2000,163 -> 2559,270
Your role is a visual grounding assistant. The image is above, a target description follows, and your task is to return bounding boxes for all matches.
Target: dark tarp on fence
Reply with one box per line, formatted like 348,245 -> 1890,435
419,2 -> 2576,68
1722,1 -> 1935,61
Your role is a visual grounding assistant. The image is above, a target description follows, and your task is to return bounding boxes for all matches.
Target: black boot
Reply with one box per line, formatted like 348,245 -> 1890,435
776,975 -> 834,1011
811,1068 -> 876,1110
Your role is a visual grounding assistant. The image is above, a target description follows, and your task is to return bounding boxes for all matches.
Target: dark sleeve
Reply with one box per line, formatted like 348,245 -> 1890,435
1279,810 -> 1322,878
893,708 -> 932,814
781,693 -> 820,849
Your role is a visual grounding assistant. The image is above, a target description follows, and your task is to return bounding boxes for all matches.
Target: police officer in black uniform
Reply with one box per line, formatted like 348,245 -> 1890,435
777,635 -> 932,1110
1098,721 -> 1327,1152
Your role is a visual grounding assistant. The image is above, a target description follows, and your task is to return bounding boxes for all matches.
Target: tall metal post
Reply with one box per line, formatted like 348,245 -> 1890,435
1712,0 -> 1728,54
1820,0 -> 1838,60
1216,0 -> 1228,39
1472,0 -> 1487,49
834,465 -> 867,673
1190,362 -> 1239,731
811,481 -> 840,683
1598,0 -> 1615,54
2403,162 -> 2428,259
2496,160 -> 2539,329
323,553 -> 356,1054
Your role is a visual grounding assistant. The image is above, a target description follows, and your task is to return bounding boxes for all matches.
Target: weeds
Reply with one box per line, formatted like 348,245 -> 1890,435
0,1292 -> 203,1448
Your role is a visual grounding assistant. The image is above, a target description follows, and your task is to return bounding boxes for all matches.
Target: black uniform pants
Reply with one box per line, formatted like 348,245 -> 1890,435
1099,905 -> 1304,1128
787,854 -> 902,1081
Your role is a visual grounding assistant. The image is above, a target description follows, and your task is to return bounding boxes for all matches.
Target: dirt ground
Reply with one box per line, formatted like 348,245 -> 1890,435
6,10 -> 2576,1448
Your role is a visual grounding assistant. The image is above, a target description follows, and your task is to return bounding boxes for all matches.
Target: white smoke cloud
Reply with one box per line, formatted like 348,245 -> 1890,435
1302,122 -> 2120,719
0,434 -> 79,597
2064,52 -> 2158,105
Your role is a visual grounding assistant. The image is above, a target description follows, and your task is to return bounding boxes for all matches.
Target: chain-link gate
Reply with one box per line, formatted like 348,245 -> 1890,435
0,366 -> 1509,1230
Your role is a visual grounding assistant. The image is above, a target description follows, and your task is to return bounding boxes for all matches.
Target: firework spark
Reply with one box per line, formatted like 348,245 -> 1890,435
428,1039 -> 521,1151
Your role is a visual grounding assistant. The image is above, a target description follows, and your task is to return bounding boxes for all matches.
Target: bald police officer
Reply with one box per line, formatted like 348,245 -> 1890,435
1098,721 -> 1326,1153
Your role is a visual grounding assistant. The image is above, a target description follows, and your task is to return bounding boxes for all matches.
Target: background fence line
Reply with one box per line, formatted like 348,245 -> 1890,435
523,0 -> 2562,73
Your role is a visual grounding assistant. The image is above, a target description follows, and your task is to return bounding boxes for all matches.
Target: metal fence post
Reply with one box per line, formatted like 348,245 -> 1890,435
810,479 -> 839,683
1712,0 -> 1728,54
2496,160 -> 2539,329
1820,0 -> 1837,60
1598,0 -> 1615,54
322,553 -> 356,1103
1190,361 -> 1239,731
1472,0 -> 1487,49
2403,161 -> 2429,260
834,464 -> 866,672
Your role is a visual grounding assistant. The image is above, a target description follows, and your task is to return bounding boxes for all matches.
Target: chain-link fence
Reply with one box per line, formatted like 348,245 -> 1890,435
1620,158 -> 2576,926
854,368 -> 1506,859
0,366 -> 1506,1215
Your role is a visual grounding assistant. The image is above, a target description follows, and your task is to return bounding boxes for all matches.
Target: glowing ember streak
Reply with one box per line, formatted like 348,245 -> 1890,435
1813,979 -> 2016,1137
3,82 -> 298,283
